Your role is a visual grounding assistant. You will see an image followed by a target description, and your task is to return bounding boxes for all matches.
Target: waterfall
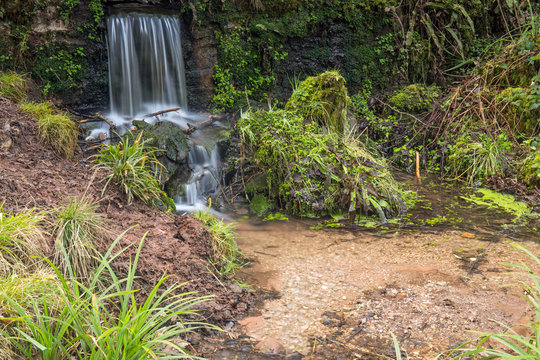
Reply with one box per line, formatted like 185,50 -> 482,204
107,13 -> 187,124
106,12 -> 224,212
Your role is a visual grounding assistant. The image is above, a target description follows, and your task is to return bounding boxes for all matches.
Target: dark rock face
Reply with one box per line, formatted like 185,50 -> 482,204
184,26 -> 218,111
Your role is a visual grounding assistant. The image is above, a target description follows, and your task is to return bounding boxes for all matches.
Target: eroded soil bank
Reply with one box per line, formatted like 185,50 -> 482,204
0,95 -> 255,326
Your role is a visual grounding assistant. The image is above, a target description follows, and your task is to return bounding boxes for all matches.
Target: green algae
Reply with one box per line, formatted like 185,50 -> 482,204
461,188 -> 533,219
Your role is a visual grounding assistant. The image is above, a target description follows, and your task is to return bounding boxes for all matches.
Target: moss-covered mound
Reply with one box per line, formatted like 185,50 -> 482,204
389,84 -> 440,113
238,109 -> 411,219
285,71 -> 350,134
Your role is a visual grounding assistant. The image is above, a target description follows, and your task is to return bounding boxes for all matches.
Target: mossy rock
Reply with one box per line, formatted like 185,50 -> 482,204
285,70 -> 350,134
238,108 -> 413,219
132,120 -> 190,182
244,173 -> 268,195
249,194 -> 274,217
389,84 -> 440,113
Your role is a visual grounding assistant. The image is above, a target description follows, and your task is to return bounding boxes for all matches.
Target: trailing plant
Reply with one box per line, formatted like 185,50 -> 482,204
0,204 -> 46,274
36,113 -> 79,159
194,209 -> 245,277
51,196 -> 107,281
1,231 -> 211,359
446,243 -> 540,359
238,108 -> 413,220
93,132 -> 168,206
0,71 -> 27,103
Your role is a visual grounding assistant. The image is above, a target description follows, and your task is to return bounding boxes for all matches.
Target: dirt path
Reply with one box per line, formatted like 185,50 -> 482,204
234,218 -> 538,359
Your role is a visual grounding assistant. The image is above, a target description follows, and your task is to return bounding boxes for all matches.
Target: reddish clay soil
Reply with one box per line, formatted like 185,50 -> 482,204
0,95 -> 253,324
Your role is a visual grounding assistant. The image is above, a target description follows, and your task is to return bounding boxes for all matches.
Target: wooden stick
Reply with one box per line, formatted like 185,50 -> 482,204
95,113 -> 117,131
142,107 -> 181,118
415,151 -> 422,185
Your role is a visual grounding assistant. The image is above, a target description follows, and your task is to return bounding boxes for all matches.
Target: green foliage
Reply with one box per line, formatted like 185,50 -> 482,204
93,132 -> 168,206
238,108 -> 412,219
193,209 -> 245,276
0,270 -> 63,360
0,205 -> 46,274
0,71 -> 27,103
446,132 -> 513,183
285,70 -> 350,134
520,141 -> 540,186
447,244 -> 540,359
211,25 -> 287,112
1,232 -> 209,359
389,84 -> 440,113
36,113 -> 79,159
33,45 -> 86,96
51,196 -> 107,281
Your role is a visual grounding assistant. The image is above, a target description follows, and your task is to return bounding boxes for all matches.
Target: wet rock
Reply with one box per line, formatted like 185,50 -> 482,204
321,311 -> 345,328
255,338 -> 286,354
132,120 -> 190,183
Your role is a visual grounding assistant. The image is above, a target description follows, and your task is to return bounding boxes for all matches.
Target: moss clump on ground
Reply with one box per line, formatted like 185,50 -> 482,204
389,84 -> 440,113
0,71 -> 27,103
249,194 -> 273,217
285,71 -> 350,134
239,108 -> 412,219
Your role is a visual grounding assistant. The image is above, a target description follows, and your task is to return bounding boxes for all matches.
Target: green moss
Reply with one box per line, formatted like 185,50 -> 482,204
285,70 -> 350,134
389,84 -> 440,113
249,194 -> 274,217
238,108 -> 412,219
244,173 -> 268,195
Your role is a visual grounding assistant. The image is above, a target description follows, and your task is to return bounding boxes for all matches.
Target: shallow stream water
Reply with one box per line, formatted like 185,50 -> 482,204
199,178 -> 539,359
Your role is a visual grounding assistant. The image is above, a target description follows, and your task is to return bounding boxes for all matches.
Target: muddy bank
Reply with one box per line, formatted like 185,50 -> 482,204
0,95 -> 254,324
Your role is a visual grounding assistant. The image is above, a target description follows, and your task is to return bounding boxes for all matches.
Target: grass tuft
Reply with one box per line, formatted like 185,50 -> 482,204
0,204 -> 46,274
93,132 -> 168,206
51,196 -> 107,281
0,270 -> 63,360
1,231 -> 211,359
194,209 -> 245,276
0,72 -> 27,103
20,101 -> 54,119
36,113 -> 79,159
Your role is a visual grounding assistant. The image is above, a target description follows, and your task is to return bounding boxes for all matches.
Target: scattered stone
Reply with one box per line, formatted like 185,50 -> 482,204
255,338 -> 286,354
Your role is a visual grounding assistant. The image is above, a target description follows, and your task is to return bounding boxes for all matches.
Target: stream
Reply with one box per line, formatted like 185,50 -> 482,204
197,178 -> 539,359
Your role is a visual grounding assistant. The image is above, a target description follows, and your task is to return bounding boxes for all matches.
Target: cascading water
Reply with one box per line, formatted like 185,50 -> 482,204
106,12 -> 224,212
